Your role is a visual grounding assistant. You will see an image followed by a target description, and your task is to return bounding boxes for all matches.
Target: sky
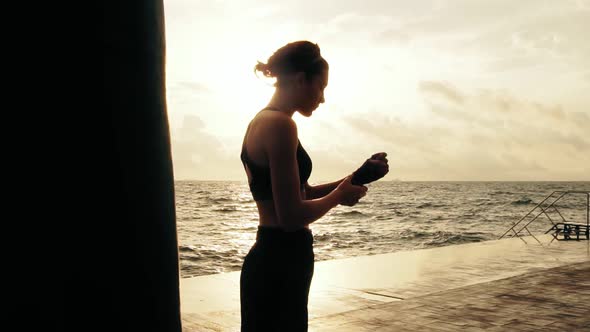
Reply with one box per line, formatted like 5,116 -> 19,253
163,0 -> 590,182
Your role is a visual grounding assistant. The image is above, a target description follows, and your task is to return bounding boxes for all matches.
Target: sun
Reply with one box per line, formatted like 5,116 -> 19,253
202,50 -> 276,122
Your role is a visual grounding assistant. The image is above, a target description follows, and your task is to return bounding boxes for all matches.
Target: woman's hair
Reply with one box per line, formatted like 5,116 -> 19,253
254,41 -> 329,87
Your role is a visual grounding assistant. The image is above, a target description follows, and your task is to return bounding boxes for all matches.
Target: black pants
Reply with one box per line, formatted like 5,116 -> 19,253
240,226 -> 315,332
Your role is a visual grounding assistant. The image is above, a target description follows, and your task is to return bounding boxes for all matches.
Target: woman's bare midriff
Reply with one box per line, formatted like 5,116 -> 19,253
255,192 -> 310,230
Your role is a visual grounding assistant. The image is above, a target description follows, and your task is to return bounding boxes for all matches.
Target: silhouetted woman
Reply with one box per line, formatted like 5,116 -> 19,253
239,41 -> 388,332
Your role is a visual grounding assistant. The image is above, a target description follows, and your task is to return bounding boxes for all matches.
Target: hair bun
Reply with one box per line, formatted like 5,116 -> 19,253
254,61 -> 273,78
254,41 -> 328,86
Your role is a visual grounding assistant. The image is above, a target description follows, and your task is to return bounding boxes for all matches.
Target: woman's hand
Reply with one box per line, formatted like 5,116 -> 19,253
351,152 -> 389,185
335,176 -> 368,206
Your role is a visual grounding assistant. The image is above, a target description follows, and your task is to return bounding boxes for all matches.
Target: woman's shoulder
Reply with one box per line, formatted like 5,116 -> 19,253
248,112 -> 298,152
253,111 -> 297,135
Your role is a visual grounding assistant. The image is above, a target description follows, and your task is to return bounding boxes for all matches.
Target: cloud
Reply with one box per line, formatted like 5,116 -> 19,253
484,55 -> 543,73
470,8 -> 589,72
420,81 -> 589,135
377,29 -> 411,44
574,0 -> 590,11
171,115 -> 243,180
327,80 -> 590,180
415,80 -> 590,179
419,81 -> 464,104
167,89 -> 589,180
339,112 -> 455,173
166,81 -> 215,113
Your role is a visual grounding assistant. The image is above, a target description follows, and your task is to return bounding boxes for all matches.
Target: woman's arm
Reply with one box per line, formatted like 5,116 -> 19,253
304,178 -> 345,200
266,114 -> 365,230
306,152 -> 390,199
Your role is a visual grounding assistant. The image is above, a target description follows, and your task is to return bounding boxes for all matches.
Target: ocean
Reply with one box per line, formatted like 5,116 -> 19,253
175,181 -> 590,278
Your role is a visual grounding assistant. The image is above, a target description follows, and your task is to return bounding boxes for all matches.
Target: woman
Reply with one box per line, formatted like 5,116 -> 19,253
239,41 -> 388,331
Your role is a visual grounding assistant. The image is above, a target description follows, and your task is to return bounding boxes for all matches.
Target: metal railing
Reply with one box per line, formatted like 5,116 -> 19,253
499,191 -> 589,244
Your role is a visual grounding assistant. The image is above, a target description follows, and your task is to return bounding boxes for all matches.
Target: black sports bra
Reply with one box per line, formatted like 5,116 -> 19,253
240,112 -> 312,201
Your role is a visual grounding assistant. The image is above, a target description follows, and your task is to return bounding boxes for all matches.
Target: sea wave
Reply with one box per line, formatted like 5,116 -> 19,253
332,210 -> 368,218
423,231 -> 488,246
213,207 -> 237,213
178,245 -> 197,252
490,191 -> 512,196
511,198 -> 533,205
416,202 -> 447,209
207,197 -> 234,204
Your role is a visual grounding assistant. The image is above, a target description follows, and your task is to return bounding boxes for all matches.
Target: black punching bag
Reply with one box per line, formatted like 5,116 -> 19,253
102,0 -> 181,331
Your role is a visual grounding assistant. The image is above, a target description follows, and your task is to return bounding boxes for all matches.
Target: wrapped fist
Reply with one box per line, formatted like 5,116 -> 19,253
351,152 -> 389,185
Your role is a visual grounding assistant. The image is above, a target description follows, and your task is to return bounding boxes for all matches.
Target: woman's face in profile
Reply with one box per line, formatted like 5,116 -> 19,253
299,69 -> 328,116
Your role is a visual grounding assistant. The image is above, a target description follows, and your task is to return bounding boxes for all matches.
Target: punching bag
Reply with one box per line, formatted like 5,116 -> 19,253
102,0 -> 182,330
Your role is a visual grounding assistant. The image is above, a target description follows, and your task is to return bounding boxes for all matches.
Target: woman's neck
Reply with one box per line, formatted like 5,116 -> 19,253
266,89 -> 298,117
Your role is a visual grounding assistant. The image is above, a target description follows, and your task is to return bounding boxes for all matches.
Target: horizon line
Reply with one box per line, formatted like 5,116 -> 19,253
174,179 -> 590,182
